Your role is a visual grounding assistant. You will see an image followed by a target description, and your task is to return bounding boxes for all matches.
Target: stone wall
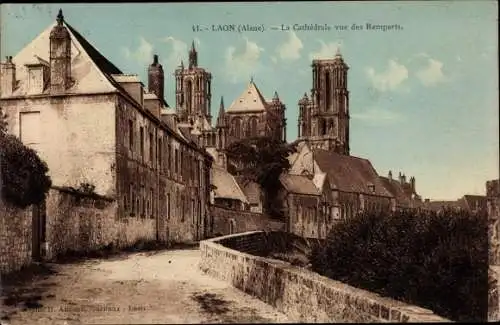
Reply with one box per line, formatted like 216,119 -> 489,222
210,205 -> 285,237
199,231 -> 450,323
45,187 -> 155,260
0,200 -> 32,275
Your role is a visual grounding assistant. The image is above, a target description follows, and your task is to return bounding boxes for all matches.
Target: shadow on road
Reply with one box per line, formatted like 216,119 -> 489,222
1,263 -> 59,322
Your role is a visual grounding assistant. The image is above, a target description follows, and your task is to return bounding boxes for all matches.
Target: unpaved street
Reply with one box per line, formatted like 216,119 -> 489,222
1,248 -> 290,324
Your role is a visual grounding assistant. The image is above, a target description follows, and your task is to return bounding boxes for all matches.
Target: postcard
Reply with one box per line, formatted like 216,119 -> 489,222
0,2 -> 498,324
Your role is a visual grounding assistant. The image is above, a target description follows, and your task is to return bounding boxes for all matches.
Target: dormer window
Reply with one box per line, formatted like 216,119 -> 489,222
26,58 -> 50,95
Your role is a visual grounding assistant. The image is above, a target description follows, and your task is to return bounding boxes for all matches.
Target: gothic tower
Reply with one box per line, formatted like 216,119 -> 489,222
148,54 -> 166,105
175,42 -> 212,125
49,9 -> 72,93
215,96 -> 228,169
298,49 -> 350,155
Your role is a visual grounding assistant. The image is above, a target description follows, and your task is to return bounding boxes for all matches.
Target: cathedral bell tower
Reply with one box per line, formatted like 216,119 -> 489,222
299,49 -> 350,155
175,41 -> 212,125
49,9 -> 72,93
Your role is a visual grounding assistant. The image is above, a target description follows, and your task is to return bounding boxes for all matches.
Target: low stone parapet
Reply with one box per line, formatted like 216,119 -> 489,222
199,231 -> 450,323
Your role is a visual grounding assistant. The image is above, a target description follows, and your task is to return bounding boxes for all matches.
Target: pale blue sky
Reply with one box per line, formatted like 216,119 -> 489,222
1,2 -> 498,200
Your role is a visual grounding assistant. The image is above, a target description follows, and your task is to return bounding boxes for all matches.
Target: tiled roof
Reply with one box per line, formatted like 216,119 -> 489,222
211,167 -> 248,203
234,176 -> 262,204
279,174 -> 320,196
312,149 -> 392,197
424,200 -> 465,212
462,195 -> 488,211
226,80 -> 268,113
379,176 -> 411,207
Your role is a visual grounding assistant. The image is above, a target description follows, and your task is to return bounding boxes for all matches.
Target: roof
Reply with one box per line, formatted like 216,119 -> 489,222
226,80 -> 269,113
234,176 -> 262,204
211,166 -> 248,203
379,176 -> 411,208
279,174 -> 321,196
312,149 -> 392,197
461,195 -> 488,211
7,21 -> 118,97
424,200 -> 465,212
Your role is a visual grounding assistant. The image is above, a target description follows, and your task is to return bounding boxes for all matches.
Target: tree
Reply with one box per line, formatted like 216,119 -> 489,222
0,106 -> 7,134
225,136 -> 297,218
0,114 -> 52,208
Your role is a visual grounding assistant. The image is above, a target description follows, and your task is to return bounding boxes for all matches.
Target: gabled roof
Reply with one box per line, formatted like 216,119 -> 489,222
8,21 -> 118,97
460,195 -> 488,211
312,149 -> 392,197
211,166 -> 248,203
379,176 -> 411,208
279,174 -> 320,196
234,176 -> 262,205
226,80 -> 269,113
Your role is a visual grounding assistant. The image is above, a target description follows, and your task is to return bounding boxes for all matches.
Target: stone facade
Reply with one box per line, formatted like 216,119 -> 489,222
199,231 -> 449,323
297,51 -> 350,154
0,11 -> 214,245
488,179 -> 500,265
0,200 -> 32,275
211,205 -> 284,237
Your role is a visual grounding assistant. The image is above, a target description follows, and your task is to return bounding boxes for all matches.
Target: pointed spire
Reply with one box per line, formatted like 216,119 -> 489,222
250,75 -> 254,84
56,9 -> 64,25
189,40 -> 198,68
216,96 -> 227,128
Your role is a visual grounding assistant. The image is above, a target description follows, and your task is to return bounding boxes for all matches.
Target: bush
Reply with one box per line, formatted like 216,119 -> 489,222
309,209 -> 489,322
0,132 -> 52,208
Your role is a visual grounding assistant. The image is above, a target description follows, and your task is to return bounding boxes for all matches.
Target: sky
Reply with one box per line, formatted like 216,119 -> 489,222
1,2 -> 498,200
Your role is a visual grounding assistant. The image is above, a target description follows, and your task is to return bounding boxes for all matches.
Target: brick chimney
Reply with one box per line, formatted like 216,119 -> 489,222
0,56 -> 16,97
148,54 -> 165,103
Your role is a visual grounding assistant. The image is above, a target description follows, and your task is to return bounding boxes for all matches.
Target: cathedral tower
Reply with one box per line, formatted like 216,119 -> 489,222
175,42 -> 212,125
49,9 -> 72,93
298,49 -> 350,154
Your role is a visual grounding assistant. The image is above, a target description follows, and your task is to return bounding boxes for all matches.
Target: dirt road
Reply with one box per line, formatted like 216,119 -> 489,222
1,248 -> 290,324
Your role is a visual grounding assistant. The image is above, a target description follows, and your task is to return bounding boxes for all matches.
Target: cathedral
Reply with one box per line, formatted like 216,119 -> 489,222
297,49 -> 350,155
168,43 -> 287,169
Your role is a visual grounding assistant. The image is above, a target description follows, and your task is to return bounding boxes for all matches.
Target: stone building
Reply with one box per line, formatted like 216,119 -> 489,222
487,179 -> 500,265
379,171 -> 422,211
297,50 -> 350,154
0,10 -> 213,244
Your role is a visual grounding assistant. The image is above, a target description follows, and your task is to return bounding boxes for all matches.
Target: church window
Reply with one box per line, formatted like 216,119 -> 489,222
233,118 -> 242,138
249,117 -> 258,137
325,71 -> 331,109
320,119 -> 327,135
186,80 -> 193,114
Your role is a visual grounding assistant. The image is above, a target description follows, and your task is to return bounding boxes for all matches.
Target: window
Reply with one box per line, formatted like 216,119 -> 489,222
130,184 -> 135,216
174,148 -> 179,175
19,111 -> 41,147
249,117 -> 258,137
150,188 -> 154,219
167,140 -> 171,172
192,199 -> 195,224
158,137 -> 163,171
325,71 -> 331,109
167,193 -> 170,220
233,118 -> 242,138
149,132 -> 154,163
139,127 -> 144,158
181,195 -> 185,222
128,120 -> 134,149
141,185 -> 145,217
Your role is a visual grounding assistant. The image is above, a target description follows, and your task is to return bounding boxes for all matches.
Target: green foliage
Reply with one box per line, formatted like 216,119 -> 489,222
310,209 -> 489,322
225,136 -> 297,218
0,132 -> 52,208
0,106 -> 7,134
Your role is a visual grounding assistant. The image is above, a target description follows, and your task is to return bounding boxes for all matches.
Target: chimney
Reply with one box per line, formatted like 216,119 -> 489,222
410,176 -> 416,192
49,9 -> 72,93
0,56 -> 16,96
402,174 -> 407,184
148,54 -> 165,103
388,170 -> 393,181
